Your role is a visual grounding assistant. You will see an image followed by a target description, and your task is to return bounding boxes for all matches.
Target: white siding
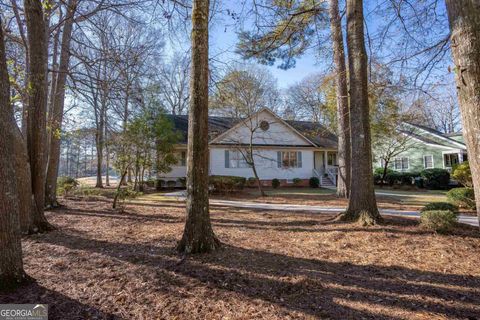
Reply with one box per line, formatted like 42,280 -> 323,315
210,147 -> 314,179
159,110 -> 320,181
214,110 -> 310,146
160,165 -> 186,180
160,147 -> 316,180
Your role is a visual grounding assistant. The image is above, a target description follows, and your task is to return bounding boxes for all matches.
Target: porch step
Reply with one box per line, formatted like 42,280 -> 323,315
320,176 -> 335,188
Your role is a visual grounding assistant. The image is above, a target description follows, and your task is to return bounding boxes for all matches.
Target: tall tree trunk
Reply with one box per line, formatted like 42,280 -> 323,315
11,0 -> 30,136
45,0 -> 77,207
25,0 -> 54,232
178,0 -> 220,254
0,18 -> 29,291
13,126 -> 37,234
445,0 -> 480,225
329,0 -> 351,198
340,0 -> 380,225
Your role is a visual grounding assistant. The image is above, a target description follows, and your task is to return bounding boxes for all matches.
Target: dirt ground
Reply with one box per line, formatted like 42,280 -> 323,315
1,198 -> 480,319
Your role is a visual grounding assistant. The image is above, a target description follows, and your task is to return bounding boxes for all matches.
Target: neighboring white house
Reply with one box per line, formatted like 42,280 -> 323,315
159,108 -> 339,187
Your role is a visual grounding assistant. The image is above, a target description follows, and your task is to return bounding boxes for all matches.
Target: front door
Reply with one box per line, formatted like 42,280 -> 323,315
314,152 -> 324,173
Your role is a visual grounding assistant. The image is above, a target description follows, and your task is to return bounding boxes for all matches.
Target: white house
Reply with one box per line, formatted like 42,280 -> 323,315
159,108 -> 339,187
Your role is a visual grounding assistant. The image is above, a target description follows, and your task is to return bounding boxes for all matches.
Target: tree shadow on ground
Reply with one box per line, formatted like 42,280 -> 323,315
35,230 -> 480,320
56,206 -> 182,224
0,282 -> 121,320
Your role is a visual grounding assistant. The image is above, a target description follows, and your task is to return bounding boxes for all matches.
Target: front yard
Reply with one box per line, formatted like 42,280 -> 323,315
187,187 -> 457,212
1,198 -> 480,319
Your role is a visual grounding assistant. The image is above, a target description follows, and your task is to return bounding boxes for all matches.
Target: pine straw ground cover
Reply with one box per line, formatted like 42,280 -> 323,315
1,199 -> 480,320
209,188 -> 471,214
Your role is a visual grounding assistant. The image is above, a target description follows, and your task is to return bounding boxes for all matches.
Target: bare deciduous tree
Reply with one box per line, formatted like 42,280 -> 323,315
24,0 -> 54,232
329,0 -> 350,198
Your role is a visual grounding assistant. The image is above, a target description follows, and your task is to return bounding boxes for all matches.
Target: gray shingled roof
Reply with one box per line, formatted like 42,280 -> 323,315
286,120 -> 338,149
398,129 -> 451,147
166,114 -> 338,148
404,122 -> 466,147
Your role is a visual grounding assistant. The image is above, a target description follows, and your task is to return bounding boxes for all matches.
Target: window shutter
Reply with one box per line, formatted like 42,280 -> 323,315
277,151 -> 282,168
225,150 -> 230,168
297,151 -> 302,168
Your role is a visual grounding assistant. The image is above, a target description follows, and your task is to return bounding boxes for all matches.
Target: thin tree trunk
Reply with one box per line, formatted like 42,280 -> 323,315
25,0 -> 54,232
0,18 -> 29,290
105,113 -> 110,186
340,0 -> 380,225
45,0 -> 77,207
178,0 -> 220,254
445,0 -> 480,225
95,118 -> 104,188
329,0 -> 351,198
249,138 -> 265,197
381,159 -> 390,186
105,146 -> 110,186
113,169 -> 129,209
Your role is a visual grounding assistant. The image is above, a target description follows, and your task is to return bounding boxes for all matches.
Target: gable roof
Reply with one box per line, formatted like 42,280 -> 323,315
286,120 -> 338,149
166,111 -> 338,149
402,122 -> 466,149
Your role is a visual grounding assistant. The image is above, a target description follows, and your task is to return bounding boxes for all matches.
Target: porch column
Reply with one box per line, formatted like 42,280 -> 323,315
458,152 -> 464,163
324,150 -> 328,171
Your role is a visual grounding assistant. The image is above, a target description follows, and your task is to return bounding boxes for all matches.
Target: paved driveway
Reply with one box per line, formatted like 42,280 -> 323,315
162,190 -> 478,227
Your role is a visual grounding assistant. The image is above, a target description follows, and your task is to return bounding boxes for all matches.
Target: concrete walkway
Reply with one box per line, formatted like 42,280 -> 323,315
162,190 -> 478,227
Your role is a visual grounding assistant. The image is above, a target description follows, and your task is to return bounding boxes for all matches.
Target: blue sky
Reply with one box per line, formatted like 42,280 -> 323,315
204,0 -> 453,95
207,3 -> 330,89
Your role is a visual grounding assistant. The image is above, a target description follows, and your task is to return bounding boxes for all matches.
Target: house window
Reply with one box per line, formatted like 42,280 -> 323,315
178,151 -> 186,166
424,155 -> 433,169
394,157 -> 409,170
327,153 -> 337,166
444,154 -> 459,167
277,151 -> 302,168
225,150 -> 249,168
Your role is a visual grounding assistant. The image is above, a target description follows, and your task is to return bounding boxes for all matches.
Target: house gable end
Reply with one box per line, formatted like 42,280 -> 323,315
210,109 -> 316,147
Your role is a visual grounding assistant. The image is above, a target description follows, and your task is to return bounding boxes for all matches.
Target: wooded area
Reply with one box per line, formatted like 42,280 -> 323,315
1,0 -> 480,318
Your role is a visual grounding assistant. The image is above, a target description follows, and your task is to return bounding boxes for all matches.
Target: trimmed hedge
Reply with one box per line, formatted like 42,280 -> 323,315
210,175 -> 246,194
420,210 -> 458,233
166,180 -> 177,188
156,179 -> 164,191
309,177 -> 320,188
145,179 -> 156,187
272,178 -> 280,189
421,202 -> 459,214
421,168 -> 450,189
292,178 -> 302,186
447,187 -> 476,209
385,172 -> 416,186
177,177 -> 186,187
373,168 -> 420,186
